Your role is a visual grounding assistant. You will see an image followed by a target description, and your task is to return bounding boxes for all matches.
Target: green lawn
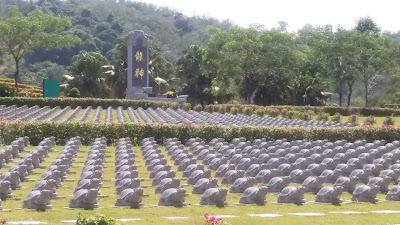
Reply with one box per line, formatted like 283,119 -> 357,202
1,145 -> 400,225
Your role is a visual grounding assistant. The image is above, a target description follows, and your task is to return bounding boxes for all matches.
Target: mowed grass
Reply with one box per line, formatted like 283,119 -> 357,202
1,145 -> 400,225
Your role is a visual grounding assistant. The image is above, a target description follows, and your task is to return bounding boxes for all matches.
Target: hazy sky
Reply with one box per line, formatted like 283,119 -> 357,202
137,0 -> 399,32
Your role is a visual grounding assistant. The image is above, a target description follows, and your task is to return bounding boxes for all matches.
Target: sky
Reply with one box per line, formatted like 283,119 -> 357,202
137,0 -> 400,32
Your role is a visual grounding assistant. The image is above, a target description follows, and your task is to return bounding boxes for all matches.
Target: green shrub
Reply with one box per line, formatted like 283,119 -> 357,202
316,112 -> 330,121
204,105 -> 213,113
3,121 -> 400,146
280,109 -> 289,117
218,106 -> 226,114
331,113 -> 341,122
76,213 -> 120,225
67,87 -> 81,98
227,100 -> 239,104
193,104 -> 203,112
170,103 -> 179,110
0,83 -> 18,97
253,108 -> 265,117
0,97 -> 178,109
183,103 -> 191,111
383,116 -> 394,126
364,115 -> 376,125
348,114 -> 358,124
302,111 -> 313,121
243,107 -> 253,116
292,111 -> 304,120
269,109 -> 280,117
230,107 -> 238,115
210,104 -> 400,117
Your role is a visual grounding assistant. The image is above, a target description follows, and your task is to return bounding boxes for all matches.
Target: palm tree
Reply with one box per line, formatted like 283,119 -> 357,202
66,51 -> 109,98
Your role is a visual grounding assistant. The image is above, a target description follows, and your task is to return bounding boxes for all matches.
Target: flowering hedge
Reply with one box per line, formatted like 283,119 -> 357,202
0,97 -> 178,109
1,121 -> 400,146
205,104 -> 400,117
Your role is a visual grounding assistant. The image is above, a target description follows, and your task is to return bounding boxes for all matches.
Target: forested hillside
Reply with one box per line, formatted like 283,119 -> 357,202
2,0 -> 400,107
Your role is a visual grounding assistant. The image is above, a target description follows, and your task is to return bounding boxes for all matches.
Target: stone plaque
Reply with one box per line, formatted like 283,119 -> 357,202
126,30 -> 152,99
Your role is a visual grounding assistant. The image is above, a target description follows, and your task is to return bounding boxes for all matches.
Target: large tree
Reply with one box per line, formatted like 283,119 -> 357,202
177,45 -> 213,105
67,51 -> 109,97
0,5 -> 80,87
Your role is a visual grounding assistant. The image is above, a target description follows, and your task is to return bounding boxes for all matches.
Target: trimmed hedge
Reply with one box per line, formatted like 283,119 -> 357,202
0,97 -> 178,109
209,104 -> 400,117
1,121 -> 400,146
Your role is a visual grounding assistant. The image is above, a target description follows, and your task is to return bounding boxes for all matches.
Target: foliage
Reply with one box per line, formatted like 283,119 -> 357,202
316,112 -> 330,121
253,108 -> 265,117
0,5 -> 80,87
364,115 -> 376,125
230,107 -> 238,115
0,83 -> 18,97
68,87 -> 81,98
331,113 -> 341,122
0,78 -> 42,97
203,105 -> 212,113
76,213 -> 120,225
268,109 -> 280,117
383,116 -> 395,126
176,45 -> 213,105
183,103 -> 191,111
302,111 -> 313,121
348,114 -> 358,124
0,97 -> 178,110
218,106 -> 226,114
214,104 -> 400,117
193,104 -> 203,112
4,121 -> 400,146
66,51 -> 109,98
242,107 -> 253,116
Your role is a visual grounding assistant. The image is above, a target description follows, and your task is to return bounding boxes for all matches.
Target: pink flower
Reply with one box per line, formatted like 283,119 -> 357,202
203,213 -> 209,220
1,218 -> 7,224
193,223 -> 200,225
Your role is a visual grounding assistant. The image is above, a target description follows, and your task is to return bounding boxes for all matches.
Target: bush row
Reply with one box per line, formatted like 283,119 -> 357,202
1,121 -> 399,146
0,97 -> 179,109
203,104 -> 400,117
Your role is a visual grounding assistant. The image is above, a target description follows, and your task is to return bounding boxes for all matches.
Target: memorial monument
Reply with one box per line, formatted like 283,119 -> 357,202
125,30 -> 187,106
126,30 -> 153,99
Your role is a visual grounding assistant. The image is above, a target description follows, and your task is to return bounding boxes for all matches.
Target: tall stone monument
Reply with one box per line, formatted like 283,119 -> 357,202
126,30 -> 153,99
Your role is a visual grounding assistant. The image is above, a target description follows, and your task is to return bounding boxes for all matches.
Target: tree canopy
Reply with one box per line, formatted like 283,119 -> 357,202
0,5 -> 80,87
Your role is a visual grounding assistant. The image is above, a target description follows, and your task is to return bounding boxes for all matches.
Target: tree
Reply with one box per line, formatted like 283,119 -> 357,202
177,45 -> 213,104
356,16 -> 381,36
0,6 -> 80,87
203,26 -> 262,104
355,31 -> 391,107
67,51 -> 109,97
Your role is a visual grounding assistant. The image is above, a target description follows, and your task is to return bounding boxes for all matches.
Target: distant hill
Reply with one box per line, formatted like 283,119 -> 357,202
1,0 -> 232,67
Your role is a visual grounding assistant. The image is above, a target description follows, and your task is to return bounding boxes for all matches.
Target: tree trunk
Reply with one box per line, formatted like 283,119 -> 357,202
347,80 -> 355,107
364,82 -> 368,108
14,58 -> 19,88
347,88 -> 352,107
339,79 -> 343,106
364,75 -> 368,107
